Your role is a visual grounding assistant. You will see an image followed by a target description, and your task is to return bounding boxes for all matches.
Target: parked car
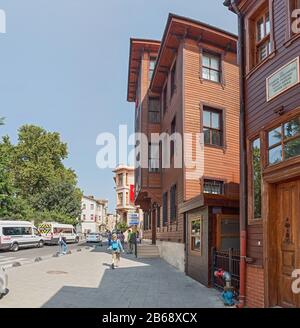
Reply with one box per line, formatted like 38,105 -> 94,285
38,222 -> 79,245
86,232 -> 102,245
0,220 -> 44,252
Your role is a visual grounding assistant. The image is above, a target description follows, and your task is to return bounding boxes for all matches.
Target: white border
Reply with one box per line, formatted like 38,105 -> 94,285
266,56 -> 300,102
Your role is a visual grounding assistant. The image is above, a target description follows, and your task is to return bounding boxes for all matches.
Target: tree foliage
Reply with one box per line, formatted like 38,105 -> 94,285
116,221 -> 128,233
0,125 -> 82,225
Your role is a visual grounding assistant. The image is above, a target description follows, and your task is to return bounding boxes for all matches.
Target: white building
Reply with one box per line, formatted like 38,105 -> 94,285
80,196 -> 108,233
106,213 -> 118,232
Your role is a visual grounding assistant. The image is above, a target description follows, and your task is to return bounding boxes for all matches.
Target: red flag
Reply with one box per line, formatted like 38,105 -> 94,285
130,184 -> 135,203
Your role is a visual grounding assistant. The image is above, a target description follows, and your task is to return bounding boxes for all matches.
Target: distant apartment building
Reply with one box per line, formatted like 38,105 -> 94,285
127,14 -> 240,285
113,165 -> 143,229
80,196 -> 108,233
106,213 -> 118,232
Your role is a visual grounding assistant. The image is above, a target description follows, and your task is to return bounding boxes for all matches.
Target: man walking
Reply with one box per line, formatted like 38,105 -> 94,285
127,229 -> 136,254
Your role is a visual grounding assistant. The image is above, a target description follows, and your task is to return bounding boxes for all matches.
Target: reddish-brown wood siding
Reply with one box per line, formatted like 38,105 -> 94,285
244,0 -> 300,267
183,39 -> 240,202
247,224 -> 263,266
245,0 -> 300,137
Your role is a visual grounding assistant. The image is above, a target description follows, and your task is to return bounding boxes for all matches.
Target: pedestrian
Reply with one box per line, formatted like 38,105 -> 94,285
107,233 -> 124,269
58,231 -> 68,255
128,229 -> 136,254
107,231 -> 112,247
62,236 -> 68,254
118,231 -> 125,249
58,232 -> 64,255
127,229 -> 132,253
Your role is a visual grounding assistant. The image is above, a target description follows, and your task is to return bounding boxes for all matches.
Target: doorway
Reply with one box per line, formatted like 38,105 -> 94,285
271,179 -> 300,307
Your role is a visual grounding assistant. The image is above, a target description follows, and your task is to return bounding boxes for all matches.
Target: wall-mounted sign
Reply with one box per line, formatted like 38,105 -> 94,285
128,213 -> 139,226
266,57 -> 300,102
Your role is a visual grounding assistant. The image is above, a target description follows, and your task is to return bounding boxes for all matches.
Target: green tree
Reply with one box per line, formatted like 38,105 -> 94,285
0,136 -> 17,218
30,179 -> 82,221
0,125 -> 82,223
12,125 -> 68,197
116,221 -> 128,233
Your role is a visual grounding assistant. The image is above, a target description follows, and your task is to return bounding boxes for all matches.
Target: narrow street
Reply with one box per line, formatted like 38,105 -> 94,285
0,246 -> 225,308
0,241 -> 97,268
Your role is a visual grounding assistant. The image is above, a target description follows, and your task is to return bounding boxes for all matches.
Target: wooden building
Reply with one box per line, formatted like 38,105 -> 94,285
127,14 -> 240,284
224,0 -> 300,307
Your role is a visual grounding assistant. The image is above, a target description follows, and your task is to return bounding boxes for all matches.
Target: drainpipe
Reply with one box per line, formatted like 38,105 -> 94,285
224,0 -> 247,308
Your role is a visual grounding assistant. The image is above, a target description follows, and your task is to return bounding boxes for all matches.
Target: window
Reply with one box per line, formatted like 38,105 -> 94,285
203,107 -> 223,146
149,57 -> 156,81
126,192 -> 129,205
3,227 -> 33,236
23,227 -> 32,235
255,10 -> 271,63
62,228 -> 73,234
191,219 -> 201,252
126,173 -> 129,186
217,216 -> 240,251
118,173 -> 123,186
171,116 -> 176,158
82,203 -> 86,210
90,203 -> 94,210
144,211 -> 151,230
163,192 -> 168,226
148,97 -> 160,123
170,185 -> 177,223
163,85 -> 168,115
144,212 -> 148,230
118,192 -> 123,206
171,60 -> 177,96
290,0 -> 300,35
90,214 -> 94,221
203,179 -> 224,195
82,214 -> 86,221
148,143 -> 160,173
202,52 -> 221,82
268,116 -> 300,165
34,228 -> 40,236
157,207 -> 161,228
252,138 -> 262,219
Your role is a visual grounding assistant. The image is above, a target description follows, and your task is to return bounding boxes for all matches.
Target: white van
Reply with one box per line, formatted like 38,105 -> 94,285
0,220 -> 44,252
38,222 -> 79,245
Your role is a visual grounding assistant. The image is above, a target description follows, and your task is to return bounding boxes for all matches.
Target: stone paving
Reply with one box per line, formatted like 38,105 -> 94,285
0,247 -> 225,308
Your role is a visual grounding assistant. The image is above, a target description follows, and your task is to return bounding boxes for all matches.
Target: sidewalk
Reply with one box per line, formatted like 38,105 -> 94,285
0,248 -> 225,308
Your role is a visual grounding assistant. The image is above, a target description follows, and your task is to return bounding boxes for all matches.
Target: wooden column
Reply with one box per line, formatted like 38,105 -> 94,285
151,206 -> 157,245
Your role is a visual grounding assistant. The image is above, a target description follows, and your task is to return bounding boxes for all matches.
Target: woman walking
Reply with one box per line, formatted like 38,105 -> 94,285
107,233 -> 124,269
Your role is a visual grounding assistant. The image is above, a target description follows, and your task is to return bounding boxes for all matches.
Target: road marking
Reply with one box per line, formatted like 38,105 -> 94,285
0,256 -> 32,268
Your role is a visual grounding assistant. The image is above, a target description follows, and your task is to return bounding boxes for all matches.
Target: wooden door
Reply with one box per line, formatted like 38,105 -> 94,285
276,180 -> 300,308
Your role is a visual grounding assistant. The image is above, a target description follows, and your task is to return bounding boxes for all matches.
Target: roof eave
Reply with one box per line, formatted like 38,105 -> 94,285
150,13 -> 238,92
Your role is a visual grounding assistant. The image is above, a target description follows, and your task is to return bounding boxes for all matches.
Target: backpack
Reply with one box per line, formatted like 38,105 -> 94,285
111,240 -> 119,251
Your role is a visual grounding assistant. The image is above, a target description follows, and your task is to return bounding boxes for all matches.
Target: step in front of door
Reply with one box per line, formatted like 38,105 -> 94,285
137,245 -> 160,258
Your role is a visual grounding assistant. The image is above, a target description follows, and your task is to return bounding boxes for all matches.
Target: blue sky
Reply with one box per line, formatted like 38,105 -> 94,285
0,0 -> 237,212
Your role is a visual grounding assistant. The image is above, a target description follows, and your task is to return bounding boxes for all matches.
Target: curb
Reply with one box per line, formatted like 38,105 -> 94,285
4,244 -> 92,270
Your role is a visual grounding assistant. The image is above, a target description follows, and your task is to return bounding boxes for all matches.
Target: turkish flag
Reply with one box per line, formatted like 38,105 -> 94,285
130,184 -> 135,203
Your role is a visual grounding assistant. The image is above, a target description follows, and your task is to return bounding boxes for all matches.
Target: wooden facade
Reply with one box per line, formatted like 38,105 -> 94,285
225,0 -> 300,307
127,14 -> 240,285
127,39 -> 162,244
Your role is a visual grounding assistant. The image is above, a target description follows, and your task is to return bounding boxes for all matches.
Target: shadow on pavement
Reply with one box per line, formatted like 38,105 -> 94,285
41,249 -> 224,308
